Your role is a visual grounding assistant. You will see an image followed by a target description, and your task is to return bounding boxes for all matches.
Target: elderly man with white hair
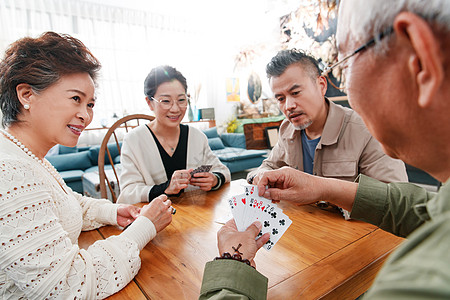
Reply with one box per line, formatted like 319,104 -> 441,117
199,0 -> 450,299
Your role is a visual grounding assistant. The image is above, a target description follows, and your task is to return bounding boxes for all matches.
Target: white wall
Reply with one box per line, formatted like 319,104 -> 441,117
79,0 -> 283,130
1,0 -> 283,131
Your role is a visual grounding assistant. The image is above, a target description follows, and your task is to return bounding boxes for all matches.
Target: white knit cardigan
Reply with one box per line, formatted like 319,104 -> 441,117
0,135 -> 156,299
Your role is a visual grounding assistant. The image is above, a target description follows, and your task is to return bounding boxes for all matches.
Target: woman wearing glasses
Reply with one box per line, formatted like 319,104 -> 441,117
118,65 -> 230,204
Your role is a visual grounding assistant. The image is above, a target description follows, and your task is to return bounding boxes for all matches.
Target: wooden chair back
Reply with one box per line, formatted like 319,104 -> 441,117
98,114 -> 154,202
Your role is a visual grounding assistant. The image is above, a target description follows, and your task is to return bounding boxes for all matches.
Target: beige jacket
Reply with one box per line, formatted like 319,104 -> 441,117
248,100 -> 408,183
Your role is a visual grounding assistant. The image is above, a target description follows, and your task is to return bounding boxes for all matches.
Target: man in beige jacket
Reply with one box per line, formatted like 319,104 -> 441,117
247,49 -> 407,216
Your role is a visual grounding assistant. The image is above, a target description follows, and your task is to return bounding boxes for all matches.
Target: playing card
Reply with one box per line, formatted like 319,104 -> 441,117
242,185 -> 271,227
214,210 -> 233,225
228,186 -> 293,251
244,186 -> 280,223
244,185 -> 257,196
241,195 -> 261,231
190,164 -> 212,175
262,212 -> 292,251
226,193 -> 248,231
248,195 -> 284,249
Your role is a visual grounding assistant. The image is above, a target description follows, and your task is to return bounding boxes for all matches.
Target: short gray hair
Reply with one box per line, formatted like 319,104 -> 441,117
266,49 -> 321,81
337,0 -> 450,55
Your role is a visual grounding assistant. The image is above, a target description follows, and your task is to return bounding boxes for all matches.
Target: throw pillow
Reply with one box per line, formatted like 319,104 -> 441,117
208,137 -> 225,150
202,127 -> 219,139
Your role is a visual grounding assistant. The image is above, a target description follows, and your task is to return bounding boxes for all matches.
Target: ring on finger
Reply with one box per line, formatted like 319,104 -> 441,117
170,206 -> 176,215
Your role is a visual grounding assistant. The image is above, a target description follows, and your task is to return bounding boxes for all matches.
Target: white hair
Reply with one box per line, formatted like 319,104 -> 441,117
338,0 -> 450,54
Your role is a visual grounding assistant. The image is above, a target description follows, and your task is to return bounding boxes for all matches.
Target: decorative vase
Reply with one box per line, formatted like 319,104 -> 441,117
188,104 -> 194,121
194,106 -> 201,121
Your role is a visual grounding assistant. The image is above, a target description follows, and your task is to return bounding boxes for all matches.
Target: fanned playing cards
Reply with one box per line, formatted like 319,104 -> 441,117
227,185 -> 292,251
190,164 -> 212,175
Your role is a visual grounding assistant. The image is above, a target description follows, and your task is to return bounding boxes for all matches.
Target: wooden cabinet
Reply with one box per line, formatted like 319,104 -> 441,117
243,120 -> 283,149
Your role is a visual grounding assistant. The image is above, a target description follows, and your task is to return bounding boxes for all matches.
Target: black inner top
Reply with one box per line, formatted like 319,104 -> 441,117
146,124 -> 189,199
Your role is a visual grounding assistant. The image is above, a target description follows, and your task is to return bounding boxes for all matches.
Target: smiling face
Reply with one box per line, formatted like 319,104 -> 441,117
18,72 -> 96,150
146,79 -> 187,128
270,64 -> 327,131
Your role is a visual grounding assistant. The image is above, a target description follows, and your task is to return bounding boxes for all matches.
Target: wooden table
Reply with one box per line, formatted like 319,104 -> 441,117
79,179 -> 404,299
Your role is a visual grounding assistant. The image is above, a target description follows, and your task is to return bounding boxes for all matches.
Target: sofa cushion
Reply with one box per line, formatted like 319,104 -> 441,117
89,143 -> 122,166
66,180 -> 84,194
85,164 -> 115,174
220,133 -> 246,149
213,147 -> 267,162
208,137 -> 225,150
78,146 -> 91,152
59,145 -> 79,154
47,151 -> 92,172
202,127 -> 220,139
223,156 -> 266,174
59,170 -> 85,182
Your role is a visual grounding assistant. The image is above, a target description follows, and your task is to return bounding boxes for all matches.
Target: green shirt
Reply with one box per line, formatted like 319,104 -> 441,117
199,176 -> 450,299
199,260 -> 268,300
352,175 -> 450,299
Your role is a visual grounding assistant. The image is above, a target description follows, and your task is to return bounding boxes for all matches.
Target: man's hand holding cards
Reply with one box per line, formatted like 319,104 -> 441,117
227,185 -> 292,250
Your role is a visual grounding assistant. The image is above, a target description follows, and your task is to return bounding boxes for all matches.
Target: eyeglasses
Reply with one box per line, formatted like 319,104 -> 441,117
151,96 -> 189,109
322,26 -> 394,90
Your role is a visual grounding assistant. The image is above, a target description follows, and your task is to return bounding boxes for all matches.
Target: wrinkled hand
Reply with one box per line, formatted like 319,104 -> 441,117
165,169 -> 193,194
217,219 -> 270,268
140,195 -> 173,232
249,172 -> 264,185
117,204 -> 141,227
256,166 -> 323,204
190,172 -> 217,191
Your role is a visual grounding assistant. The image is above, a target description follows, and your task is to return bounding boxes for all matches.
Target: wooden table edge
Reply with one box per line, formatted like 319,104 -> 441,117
267,228 -> 404,299
319,243 -> 398,300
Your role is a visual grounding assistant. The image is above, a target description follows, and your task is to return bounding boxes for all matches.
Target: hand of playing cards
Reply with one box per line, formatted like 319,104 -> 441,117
227,185 -> 292,251
190,164 -> 212,176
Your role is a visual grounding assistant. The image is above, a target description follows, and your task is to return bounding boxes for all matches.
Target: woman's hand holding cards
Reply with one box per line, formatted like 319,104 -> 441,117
190,172 -> 217,191
189,164 -> 216,191
165,169 -> 193,194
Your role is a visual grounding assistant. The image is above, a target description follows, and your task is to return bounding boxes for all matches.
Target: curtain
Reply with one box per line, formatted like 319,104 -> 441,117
0,0 -> 210,127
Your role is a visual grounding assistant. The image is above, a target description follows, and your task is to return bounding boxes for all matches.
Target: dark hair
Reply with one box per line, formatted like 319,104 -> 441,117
0,31 -> 101,127
266,49 -> 321,81
144,65 -> 187,99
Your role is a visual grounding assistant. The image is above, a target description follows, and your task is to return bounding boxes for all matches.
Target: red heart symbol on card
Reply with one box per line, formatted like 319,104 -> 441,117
241,197 -> 246,204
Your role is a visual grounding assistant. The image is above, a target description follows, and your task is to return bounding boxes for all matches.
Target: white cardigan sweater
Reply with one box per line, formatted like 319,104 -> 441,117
117,124 -> 231,204
0,135 -> 156,299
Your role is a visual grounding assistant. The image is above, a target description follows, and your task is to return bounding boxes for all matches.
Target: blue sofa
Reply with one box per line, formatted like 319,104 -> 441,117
46,144 -> 121,193
47,127 -> 267,194
202,127 -> 267,173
